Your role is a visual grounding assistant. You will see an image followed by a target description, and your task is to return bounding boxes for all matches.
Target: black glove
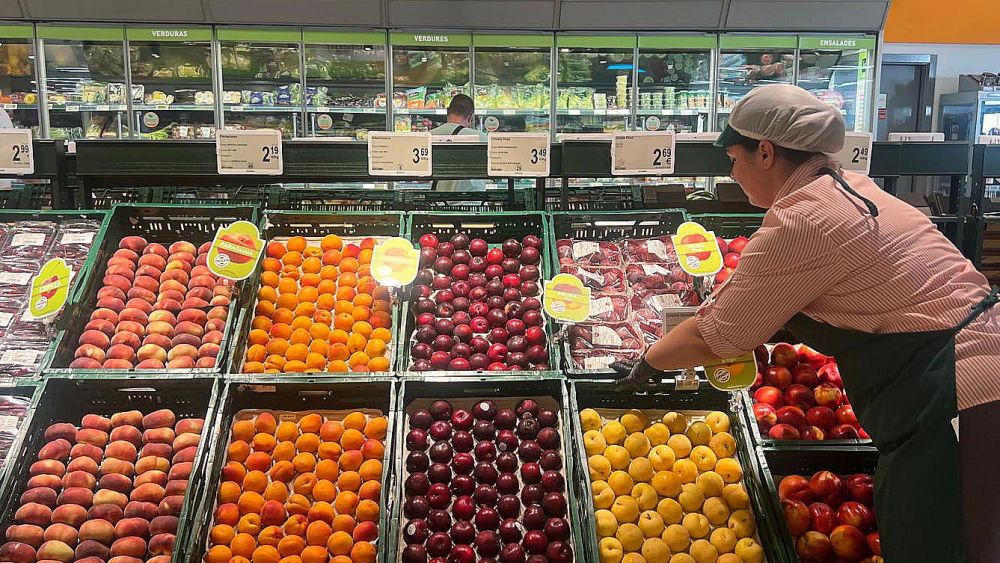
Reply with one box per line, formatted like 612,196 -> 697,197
609,357 -> 664,392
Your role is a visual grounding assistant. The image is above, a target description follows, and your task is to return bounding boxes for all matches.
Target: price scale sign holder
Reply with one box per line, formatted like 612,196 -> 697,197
216,130 -> 283,175
487,133 -> 550,177
368,132 -> 432,177
831,132 -> 874,174
0,130 -> 33,175
611,131 -> 676,176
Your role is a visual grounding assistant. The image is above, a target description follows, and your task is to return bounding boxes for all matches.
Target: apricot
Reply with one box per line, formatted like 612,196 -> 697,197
339,450 -> 363,472
253,433 -> 277,452
297,414 -> 323,434
228,441 -> 251,462
255,413 -> 278,434
326,531 -> 352,556
238,491 -> 266,515
214,503 -> 240,526
205,545 -> 232,563
334,492 -> 359,517
292,453 -> 316,474
318,442 -> 342,461
352,521 -> 377,543
360,439 -> 384,461
355,500 -> 379,523
319,421 -> 344,442
260,500 -> 287,527
358,480 -> 381,502
222,461 -> 247,483
245,452 -> 272,473
231,420 -> 256,441
252,545 -> 281,563
363,417 -> 387,440
209,524 -> 235,546
304,521 -> 332,547
277,535 -> 305,558
350,541 -> 376,563
268,461 -> 295,483
299,546 -> 328,563
337,472 -> 360,493
283,514 -> 309,537
306,502 -> 335,525
294,434 -> 319,453
218,481 -> 242,503
292,473 -> 317,497
284,495 -> 310,517
230,533 -> 257,558
264,481 -> 289,503
340,429 -> 364,451
238,514 -> 262,536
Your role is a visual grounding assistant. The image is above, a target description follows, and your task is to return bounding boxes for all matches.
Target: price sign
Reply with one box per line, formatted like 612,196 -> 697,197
611,131 -> 676,175
216,130 -> 283,175
831,132 -> 873,174
488,133 -> 550,177
207,221 -> 265,280
978,135 -> 1000,145
368,132 -> 432,176
887,132 -> 944,142
26,258 -> 72,319
371,237 -> 420,287
0,130 -> 33,175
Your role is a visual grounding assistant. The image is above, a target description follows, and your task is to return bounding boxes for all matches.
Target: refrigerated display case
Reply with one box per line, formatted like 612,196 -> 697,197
0,25 -> 40,137
636,35 -> 715,133
797,35 -> 876,132
555,35 -> 635,134
303,30 -> 387,139
218,27 -> 303,139
38,25 -> 129,140
390,32 -> 470,133
717,34 -> 796,130
128,26 -> 215,140
473,34 -> 552,133
939,75 -> 1000,142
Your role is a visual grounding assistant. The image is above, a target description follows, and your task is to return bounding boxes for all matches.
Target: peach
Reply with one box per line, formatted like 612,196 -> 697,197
169,333 -> 200,348
106,255 -> 135,268
114,517 -> 151,540
37,539 -> 74,562
167,344 -> 198,361
135,456 -> 170,474
105,265 -> 134,280
93,489 -> 128,509
158,282 -> 185,298
96,296 -> 126,312
140,443 -> 173,458
167,462 -> 192,481
174,417 -> 203,435
133,469 -> 167,488
165,260 -> 192,274
96,472 -> 130,494
69,357 -> 102,369
6,524 -> 45,548
141,333 -> 172,350
203,329 -> 224,344
42,523 -> 78,545
132,275 -> 159,293
144,243 -> 168,258
149,515 -> 178,536
74,345 -> 106,363
30,459 -> 66,477
177,309 -> 208,326
100,458 -> 134,477
62,470 -> 97,489
260,501 -> 287,527
167,356 -> 196,369
147,310 -> 177,325
15,503 -> 52,526
353,521 -> 377,542
189,275 -> 216,289
145,322 -> 174,339
78,329 -> 111,348
222,462 -> 246,482
187,288 -> 213,304
87,504 -> 124,524
79,519 -> 115,544
111,410 -> 143,428
74,539 -> 110,560
26,474 -> 62,489
118,307 -> 149,325
125,298 -> 153,314
210,295 -> 231,307
78,556 -> 109,563
181,297 -> 209,309
112,247 -> 139,260
57,487 -> 94,508
45,424 -> 79,442
102,358 -> 134,369
110,425 -> 143,447
157,495 -> 184,517
207,306 -> 228,320
148,533 -> 174,555
109,536 -> 146,558
198,343 -> 221,359
105,441 -> 137,463
172,446 -> 197,464
169,241 -> 196,255
21,487 -> 57,507
66,456 -> 99,475
115,319 -> 146,337
111,331 -> 141,350
214,503 -> 240,526
71,442 -> 103,460
120,236 -> 148,252
136,344 -> 167,363
130,483 -> 165,504
75,428 -> 109,447
84,318 -> 116,336
105,344 -> 136,362
51,504 -> 88,527
0,541 -> 36,563
172,432 -> 200,453
133,266 -> 161,281
123,502 -> 158,521
143,409 -> 176,430
98,286 -> 127,301
139,253 -> 166,269
160,269 -> 189,285
213,284 -> 231,297
164,480 -> 187,496
107,557 -> 143,563
174,320 -> 204,338
90,308 -> 120,324
79,413 -> 110,431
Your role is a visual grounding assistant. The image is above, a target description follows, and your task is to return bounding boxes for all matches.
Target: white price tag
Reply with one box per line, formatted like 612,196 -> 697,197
590,296 -> 614,317
487,133 -> 550,177
612,131 -> 676,175
216,130 -> 283,175
572,241 -> 600,259
0,273 -> 31,285
0,312 -> 13,328
66,105 -> 80,112
646,239 -> 670,260
0,414 -> 20,432
831,132 -> 873,174
978,135 -> 1000,145
593,325 -> 623,347
650,293 -> 684,311
583,356 -> 615,370
887,132 -> 944,142
0,349 -> 41,366
96,105 -> 110,111
367,132 -> 432,177
677,132 -> 721,142
10,233 -> 47,247
0,130 -> 33,175
640,263 -> 670,276
59,232 -> 95,245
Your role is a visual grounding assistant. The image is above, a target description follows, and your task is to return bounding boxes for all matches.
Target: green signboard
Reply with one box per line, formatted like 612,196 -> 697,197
217,27 -> 302,43
391,32 -> 471,47
37,25 -> 124,42
0,25 -> 34,39
719,34 -> 797,50
474,34 -> 554,48
556,35 -> 636,49
303,30 -> 386,45
638,35 -> 717,50
126,26 -> 212,42
798,35 -> 878,50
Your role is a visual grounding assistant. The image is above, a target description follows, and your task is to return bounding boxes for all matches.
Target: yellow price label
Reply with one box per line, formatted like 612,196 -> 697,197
27,258 -> 72,319
543,273 -> 591,322
671,221 -> 723,277
371,237 -> 420,287
704,352 -> 758,391
208,221 -> 264,281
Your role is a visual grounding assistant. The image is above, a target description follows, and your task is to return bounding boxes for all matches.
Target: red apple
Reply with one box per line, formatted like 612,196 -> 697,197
806,406 -> 837,432
778,475 -> 814,504
723,252 -> 741,269
728,236 -> 749,253
809,471 -> 842,499
764,366 -> 793,390
797,530 -> 834,560
792,363 -> 819,387
754,386 -> 785,409
836,404 -> 858,426
781,498 -> 811,536
814,383 -> 844,408
818,362 -> 843,388
768,423 -> 801,440
799,426 -> 825,440
808,502 -> 837,535
784,384 -> 816,410
798,345 -> 829,370
836,501 -> 873,532
830,524 -> 870,560
828,424 -> 860,440
775,406 -> 807,428
867,532 -> 881,556
771,343 -> 799,368
846,474 -> 875,507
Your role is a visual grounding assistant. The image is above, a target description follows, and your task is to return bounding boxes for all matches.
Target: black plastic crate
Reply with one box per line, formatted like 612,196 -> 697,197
691,213 -> 764,239
396,188 -> 536,213
0,377 -> 221,563
90,187 -> 155,209
151,185 -> 277,209
181,377 -> 397,562
568,379 -> 788,563
739,389 -> 876,450
275,187 -> 397,212
544,185 -> 643,212
44,204 -> 259,377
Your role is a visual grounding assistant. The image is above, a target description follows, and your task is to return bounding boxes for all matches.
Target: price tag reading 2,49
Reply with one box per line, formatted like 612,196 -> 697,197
611,131 -> 676,175
368,132 -> 432,176
831,132 -> 873,174
216,129 -> 283,175
487,133 -> 550,177
0,129 -> 33,175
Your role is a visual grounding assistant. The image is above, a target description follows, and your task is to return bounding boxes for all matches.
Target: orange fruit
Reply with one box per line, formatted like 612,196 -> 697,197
276,293 -> 299,311
327,360 -> 349,373
272,308 -> 294,325
370,311 -> 391,330
326,531 -> 353,556
289,328 -> 311,345
347,334 -> 367,354
262,259 -> 282,275
332,514 -> 355,534
299,286 -> 318,303
301,257 -> 321,274
284,360 -> 307,373
352,322 -> 373,339
321,234 -> 343,251
282,251 -> 303,267
358,480 -> 381,501
350,541 -> 376,563
309,339 -> 329,357
246,344 -> 267,363
254,301 -> 276,318
244,361 -> 265,374
300,273 -> 321,288
285,343 -> 309,362
334,491 -> 359,516
265,339 -> 289,357
305,352 -> 327,370
258,285 -> 278,303
313,310 -> 333,326
322,250 -> 342,266
355,499 -> 379,523
290,316 -> 312,332
363,417 -> 387,440
340,428 -> 365,450
337,471 -> 361,492
294,302 -> 317,318
286,236 -> 307,253
359,459 -> 382,481
316,459 -> 339,481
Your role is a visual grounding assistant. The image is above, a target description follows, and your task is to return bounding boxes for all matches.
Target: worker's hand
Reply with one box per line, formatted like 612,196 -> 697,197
610,357 -> 664,392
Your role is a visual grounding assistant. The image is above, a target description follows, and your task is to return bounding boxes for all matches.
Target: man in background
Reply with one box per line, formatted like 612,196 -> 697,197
429,94 -> 486,191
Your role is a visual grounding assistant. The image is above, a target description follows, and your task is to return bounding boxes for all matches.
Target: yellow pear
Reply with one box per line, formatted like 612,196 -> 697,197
704,411 -> 730,433
643,422 -> 670,446
580,408 -> 604,432
599,537 -> 625,563
688,539 -> 718,563
585,429 -> 609,456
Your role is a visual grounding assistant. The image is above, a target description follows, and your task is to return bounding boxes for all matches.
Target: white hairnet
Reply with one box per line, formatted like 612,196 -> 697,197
722,84 -> 846,154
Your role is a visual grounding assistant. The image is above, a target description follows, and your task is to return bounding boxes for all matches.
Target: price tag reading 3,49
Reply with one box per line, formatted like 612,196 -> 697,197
216,129 -> 283,175
487,133 -> 550,177
0,130 -> 33,175
611,131 -> 676,175
368,132 -> 432,176
831,132 -> 873,174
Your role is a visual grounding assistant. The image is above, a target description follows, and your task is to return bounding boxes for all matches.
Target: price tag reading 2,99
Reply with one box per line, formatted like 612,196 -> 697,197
216,129 -> 283,175
487,133 -> 550,177
368,132 -> 432,176
611,131 -> 676,175
831,132 -> 873,174
0,130 -> 33,175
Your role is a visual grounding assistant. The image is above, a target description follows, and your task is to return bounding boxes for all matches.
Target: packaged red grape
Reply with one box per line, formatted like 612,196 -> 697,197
568,322 -> 644,351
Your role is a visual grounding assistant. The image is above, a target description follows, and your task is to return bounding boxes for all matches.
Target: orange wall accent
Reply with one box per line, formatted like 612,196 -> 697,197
884,0 -> 1000,44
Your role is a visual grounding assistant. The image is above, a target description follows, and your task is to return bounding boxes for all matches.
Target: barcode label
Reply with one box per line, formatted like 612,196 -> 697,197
590,297 -> 613,316
0,349 -> 41,366
572,241 -> 600,258
583,356 -> 614,370
593,325 -> 623,347
10,233 -> 47,247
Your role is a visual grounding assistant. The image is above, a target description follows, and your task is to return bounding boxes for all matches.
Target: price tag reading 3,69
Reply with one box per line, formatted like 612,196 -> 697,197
368,132 -> 432,176
487,133 -> 550,177
0,130 -> 33,175
216,129 -> 283,175
831,132 -> 873,174
611,131 -> 676,175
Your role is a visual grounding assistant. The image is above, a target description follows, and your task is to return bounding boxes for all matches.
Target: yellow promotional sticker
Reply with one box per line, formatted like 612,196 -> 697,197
208,220 -> 265,281
27,258 -> 72,319
543,273 -> 591,322
372,237 -> 420,287
671,221 -> 723,277
704,352 -> 758,391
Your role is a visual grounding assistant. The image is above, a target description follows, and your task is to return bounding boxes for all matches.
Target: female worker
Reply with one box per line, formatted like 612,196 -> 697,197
616,84 -> 1000,561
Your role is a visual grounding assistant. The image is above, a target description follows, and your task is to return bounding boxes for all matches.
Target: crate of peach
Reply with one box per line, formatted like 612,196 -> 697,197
44,204 -> 260,376
745,344 -> 873,446
0,377 -> 219,563
186,379 -> 395,563
568,380 -> 787,563
231,211 -> 405,376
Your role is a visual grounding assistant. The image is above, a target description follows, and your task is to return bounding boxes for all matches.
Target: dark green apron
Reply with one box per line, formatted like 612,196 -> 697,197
783,169 -> 1000,562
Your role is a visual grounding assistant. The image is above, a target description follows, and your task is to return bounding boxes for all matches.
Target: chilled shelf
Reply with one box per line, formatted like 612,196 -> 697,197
133,104 -> 215,111
636,108 -> 710,116
475,108 -> 549,115
48,104 -> 128,112
223,105 -> 302,113
308,106 -> 385,114
556,108 -> 630,116
1,103 -> 38,111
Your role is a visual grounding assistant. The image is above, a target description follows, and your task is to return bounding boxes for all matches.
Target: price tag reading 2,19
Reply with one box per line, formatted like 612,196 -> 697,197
487,133 -> 550,177
0,129 -> 33,175
611,131 -> 676,175
831,132 -> 873,174
368,132 -> 432,177
216,129 -> 283,175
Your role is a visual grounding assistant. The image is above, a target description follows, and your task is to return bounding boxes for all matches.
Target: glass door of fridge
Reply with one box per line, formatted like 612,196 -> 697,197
0,25 -> 40,136
717,35 -> 796,131
473,35 -> 552,134
390,33 -> 471,133
555,36 -> 636,134
39,25 -> 129,140
797,36 -> 876,132
218,28 -> 303,139
128,26 -> 215,140
636,36 -> 715,133
303,31 -> 387,140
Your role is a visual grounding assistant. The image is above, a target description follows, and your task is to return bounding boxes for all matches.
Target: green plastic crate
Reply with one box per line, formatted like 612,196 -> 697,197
568,379 -> 790,563
226,210 -> 407,377
691,213 -> 764,239
274,186 -> 398,212
396,187 -> 537,212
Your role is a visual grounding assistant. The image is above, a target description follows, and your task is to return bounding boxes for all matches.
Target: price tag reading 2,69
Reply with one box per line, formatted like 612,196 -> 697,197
368,132 -> 432,177
216,129 -> 283,175
611,131 -> 676,175
831,132 -> 873,174
487,133 -> 550,177
0,130 -> 33,175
